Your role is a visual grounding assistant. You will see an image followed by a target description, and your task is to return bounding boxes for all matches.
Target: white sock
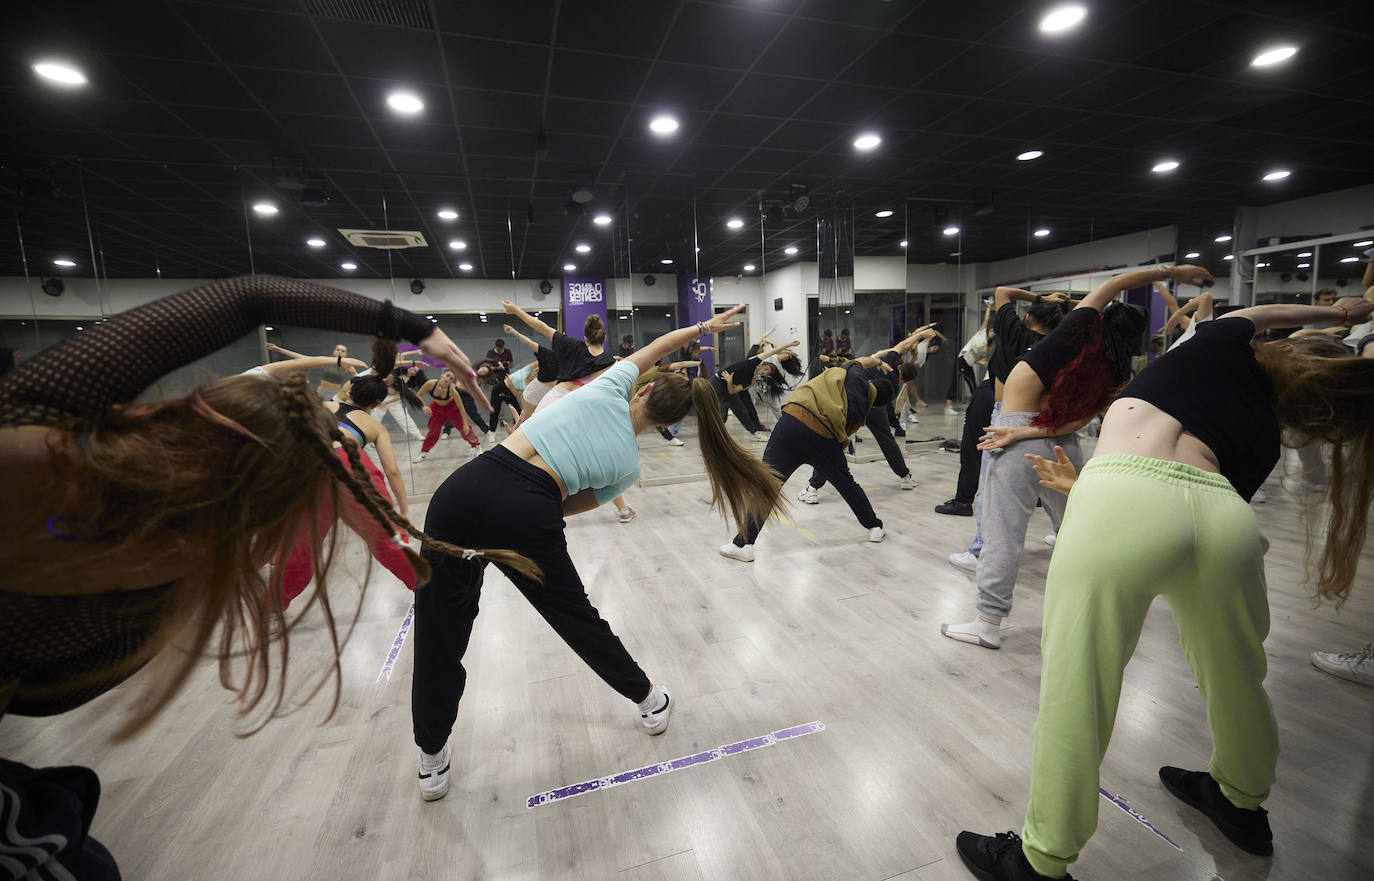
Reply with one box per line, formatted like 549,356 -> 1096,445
637,685 -> 667,713
420,745 -> 447,767
941,614 -> 1002,648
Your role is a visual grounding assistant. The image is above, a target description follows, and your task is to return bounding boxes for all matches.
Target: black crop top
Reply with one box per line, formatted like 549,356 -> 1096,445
551,331 -> 614,382
717,355 -> 761,388
535,345 -> 559,383
1117,317 -> 1277,500
988,302 -> 1044,384
1022,307 -> 1099,388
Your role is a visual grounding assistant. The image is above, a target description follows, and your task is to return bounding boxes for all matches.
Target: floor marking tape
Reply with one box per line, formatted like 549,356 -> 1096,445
377,602 -> 415,683
526,721 -> 825,809
1098,787 -> 1182,851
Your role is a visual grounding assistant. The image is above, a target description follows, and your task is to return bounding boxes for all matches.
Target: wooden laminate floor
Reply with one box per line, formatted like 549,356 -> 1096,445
3,409 -> 1371,881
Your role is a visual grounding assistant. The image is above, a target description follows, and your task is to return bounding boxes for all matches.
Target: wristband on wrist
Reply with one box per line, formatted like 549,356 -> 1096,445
1034,293 -> 1043,304
1336,304 -> 1350,323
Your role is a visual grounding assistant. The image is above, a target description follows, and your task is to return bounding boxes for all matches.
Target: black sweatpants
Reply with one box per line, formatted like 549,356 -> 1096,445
412,446 -> 652,754
712,376 -> 765,433
808,402 -> 908,487
459,391 -> 490,434
955,378 -> 996,504
944,359 -> 977,403
488,383 -> 521,427
735,412 -> 881,546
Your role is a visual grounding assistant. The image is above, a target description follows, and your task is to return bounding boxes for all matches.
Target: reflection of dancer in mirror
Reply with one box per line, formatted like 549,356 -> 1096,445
503,323 -> 560,419
410,305 -> 783,801
713,328 -> 799,440
752,348 -> 806,428
633,358 -> 700,445
956,280 -> 1374,881
475,360 -> 522,439
946,303 -> 990,413
415,369 -> 481,461
266,341 -> 358,399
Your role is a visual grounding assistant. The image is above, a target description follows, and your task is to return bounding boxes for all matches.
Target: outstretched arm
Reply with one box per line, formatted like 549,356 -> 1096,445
502,324 -> 543,353
501,300 -> 556,340
1225,297 -> 1374,334
629,306 -> 745,376
752,340 -> 799,362
977,415 -> 1097,450
1163,293 -> 1207,335
265,342 -> 308,360
257,355 -> 367,376
1079,265 -> 1212,313
875,324 -> 937,360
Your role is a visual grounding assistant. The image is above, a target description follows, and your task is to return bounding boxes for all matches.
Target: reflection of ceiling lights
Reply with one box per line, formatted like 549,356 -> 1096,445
784,246 -> 798,255
1354,240 -> 1374,248
1296,251 -> 1312,257
1151,160 -> 1180,174
660,258 -> 673,265
1256,262 -> 1269,268
943,226 -> 959,236
575,243 -> 590,253
743,264 -> 756,272
853,133 -> 881,151
1033,228 -> 1051,237
33,60 -> 87,86
727,218 -> 744,230
306,238 -> 326,247
1185,251 -> 1200,259
449,239 -> 466,250
899,240 -> 908,248
1223,254 -> 1235,261
387,91 -> 424,114
1340,256 -> 1359,263
459,262 -> 473,271
1039,5 -> 1087,34
437,208 -> 458,220
593,214 -> 613,225
563,263 -> 577,271
1262,169 -> 1290,181
1297,263 -> 1311,268
649,114 -> 679,135
1214,234 -> 1232,243
252,202 -> 278,215
341,262 -> 357,270
53,258 -> 76,267
1016,149 -> 1043,161
1251,46 -> 1297,67
875,210 -> 894,218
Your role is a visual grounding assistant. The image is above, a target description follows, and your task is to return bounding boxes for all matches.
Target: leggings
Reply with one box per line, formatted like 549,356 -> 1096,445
734,412 -> 881,546
954,379 -> 995,505
488,383 -> 521,427
808,401 -> 908,487
944,359 -> 977,403
1020,455 -> 1277,877
460,392 -> 490,434
713,377 -> 765,433
280,447 -> 416,605
411,446 -> 652,754
423,399 -> 479,452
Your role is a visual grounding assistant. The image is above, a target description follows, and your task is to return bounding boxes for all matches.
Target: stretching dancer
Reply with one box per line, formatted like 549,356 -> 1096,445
946,302 -> 991,413
955,287 -> 1374,881
945,289 -> 1070,566
414,369 -> 481,461
713,332 -> 799,439
373,362 -> 429,440
635,358 -> 700,445
797,328 -> 938,502
504,323 -> 560,419
410,306 -> 783,800
267,341 -> 359,399
935,307 -> 996,515
752,350 -> 806,426
476,361 -> 522,439
939,267 -> 1172,650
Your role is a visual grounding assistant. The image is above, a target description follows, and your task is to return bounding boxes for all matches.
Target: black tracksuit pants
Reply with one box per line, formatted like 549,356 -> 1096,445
808,402 -> 909,487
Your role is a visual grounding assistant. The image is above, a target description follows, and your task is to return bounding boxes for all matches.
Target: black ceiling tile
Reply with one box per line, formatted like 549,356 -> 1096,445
452,88 -> 542,131
311,18 -> 446,84
924,97 -> 1026,137
271,111 -> 376,148
548,50 -> 653,102
176,5 -> 335,73
983,56 -> 1118,105
436,1 -> 559,41
753,18 -> 880,80
639,62 -> 741,113
543,98 -> 632,138
716,73 -> 817,117
234,67 -> 357,115
794,82 -> 903,126
555,0 -> 683,54
835,33 -> 966,90
459,153 -> 537,178
441,35 -> 549,95
43,1 -> 205,62
915,45 -> 1045,98
797,0 -> 915,28
659,3 -> 789,70
114,58 -> 261,109
372,119 -> 461,154
757,119 -> 848,154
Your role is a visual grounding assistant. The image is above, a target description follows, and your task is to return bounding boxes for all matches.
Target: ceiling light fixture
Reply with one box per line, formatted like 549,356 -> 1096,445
726,218 -> 744,230
899,240 -> 908,248
593,214 -> 613,226
943,226 -> 960,236
341,262 -> 357,270
1296,263 -> 1311,268
33,60 -> 87,86
53,258 -> 76,267
743,264 -> 756,272
575,243 -> 591,253
1262,169 -> 1290,181
1152,160 -> 1180,174
1223,254 -> 1235,261
1039,5 -> 1087,34
1017,149 -> 1043,161
306,238 -> 326,247
1033,228 -> 1051,237
875,209 -> 894,218
784,246 -> 799,255
448,239 -> 466,250
1354,240 -> 1373,248
252,202 -> 278,215
853,133 -> 882,151
437,208 -> 458,220
1296,251 -> 1312,257
1340,256 -> 1359,263
1251,46 -> 1297,67
649,114 -> 679,135
387,91 -> 424,115
1185,251 -> 1200,259
660,258 -> 674,265
459,262 -> 473,271
564,263 -> 577,271
1214,234 -> 1232,243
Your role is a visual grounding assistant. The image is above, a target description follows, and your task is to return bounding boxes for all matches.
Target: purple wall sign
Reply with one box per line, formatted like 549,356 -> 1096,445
562,276 -> 608,340
677,274 -> 715,375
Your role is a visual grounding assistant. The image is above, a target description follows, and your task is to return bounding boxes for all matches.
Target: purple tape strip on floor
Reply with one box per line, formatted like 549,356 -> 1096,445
1099,787 -> 1182,851
377,602 -> 415,683
526,721 -> 826,809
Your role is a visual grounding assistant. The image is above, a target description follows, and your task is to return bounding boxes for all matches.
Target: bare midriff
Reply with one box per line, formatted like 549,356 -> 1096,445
499,431 -> 569,499
1095,397 -> 1221,474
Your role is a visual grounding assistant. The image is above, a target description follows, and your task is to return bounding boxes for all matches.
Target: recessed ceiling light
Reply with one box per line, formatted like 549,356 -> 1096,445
784,246 -> 799,255
448,239 -> 466,250
387,91 -> 424,115
459,262 -> 473,271
575,243 -> 591,253
341,262 -> 357,270
1185,251 -> 1200,259
426,314 -> 434,319
943,226 -> 960,236
1262,169 -> 1290,181
1033,228 -> 1051,237
53,258 -> 76,267
1251,46 -> 1297,67
1296,251 -> 1312,257
33,60 -> 87,86
1152,160 -> 1180,174
899,240 -> 908,248
1017,149 -> 1044,161
252,202 -> 278,215
726,218 -> 744,230
1223,254 -> 1235,261
437,208 -> 458,220
649,114 -> 679,135
563,263 -> 577,271
1214,234 -> 1232,243
593,214 -> 613,226
1354,240 -> 1373,248
1296,263 -> 1311,268
743,264 -> 756,272
853,133 -> 882,151
875,210 -> 894,218
660,258 -> 674,265
1340,256 -> 1359,263
1256,262 -> 1269,269
1039,5 -> 1087,33
75,326 -> 84,331
306,238 -> 326,247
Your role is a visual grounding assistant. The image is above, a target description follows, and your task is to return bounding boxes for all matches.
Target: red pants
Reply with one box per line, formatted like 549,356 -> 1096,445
422,399 -> 479,453
280,448 -> 417,606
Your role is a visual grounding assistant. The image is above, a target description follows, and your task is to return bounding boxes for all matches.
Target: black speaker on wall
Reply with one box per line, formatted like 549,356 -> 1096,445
42,278 -> 64,298
773,297 -> 784,311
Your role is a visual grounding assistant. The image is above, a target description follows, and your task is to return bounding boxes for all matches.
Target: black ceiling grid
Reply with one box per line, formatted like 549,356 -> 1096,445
1,0 -> 1371,281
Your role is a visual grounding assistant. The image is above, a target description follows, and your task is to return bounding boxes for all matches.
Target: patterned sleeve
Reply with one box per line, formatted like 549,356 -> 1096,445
0,275 -> 435,428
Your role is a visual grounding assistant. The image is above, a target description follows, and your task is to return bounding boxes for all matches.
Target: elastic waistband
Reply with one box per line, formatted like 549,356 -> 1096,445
1081,454 -> 1237,495
483,444 -> 561,498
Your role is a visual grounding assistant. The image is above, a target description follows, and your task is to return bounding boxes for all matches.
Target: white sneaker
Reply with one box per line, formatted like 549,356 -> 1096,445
944,407 -> 958,416
413,451 -> 427,463
797,485 -> 820,505
948,551 -> 978,572
418,744 -> 452,801
466,445 -> 480,458
719,541 -> 755,562
667,437 -> 684,446
1311,643 -> 1374,687
868,526 -> 886,543
618,506 -> 637,524
900,473 -> 917,490
485,431 -> 496,445
1044,534 -> 1057,547
638,685 -> 672,735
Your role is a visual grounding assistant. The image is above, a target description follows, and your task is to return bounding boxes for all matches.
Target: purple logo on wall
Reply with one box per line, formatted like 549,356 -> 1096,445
676,274 -> 714,374
562,276 -> 608,339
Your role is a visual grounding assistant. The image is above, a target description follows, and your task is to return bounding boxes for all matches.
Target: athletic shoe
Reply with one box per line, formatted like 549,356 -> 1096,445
868,526 -> 886,543
418,744 -> 452,802
467,445 -> 480,458
618,506 -> 637,524
797,485 -> 820,505
638,685 -> 672,735
1310,642 -> 1374,687
1044,534 -> 1056,547
945,406 -> 958,416
935,498 -> 973,516
667,437 -> 685,446
900,474 -> 917,490
485,431 -> 496,445
948,551 -> 978,572
719,541 -> 755,562
412,451 -> 427,463
955,830 -> 1073,881
894,427 -> 907,437
1159,766 -> 1273,855
747,431 -> 767,443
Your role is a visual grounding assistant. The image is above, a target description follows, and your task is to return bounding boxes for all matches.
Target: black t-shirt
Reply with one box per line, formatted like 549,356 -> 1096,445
551,330 -> 614,381
988,302 -> 1044,384
717,355 -> 761,388
844,363 -> 874,427
485,348 -> 513,373
534,344 -> 559,383
1023,307 -> 1099,387
1118,317 -> 1277,501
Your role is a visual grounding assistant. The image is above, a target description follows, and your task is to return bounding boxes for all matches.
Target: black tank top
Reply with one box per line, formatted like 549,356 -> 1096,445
335,402 -> 368,444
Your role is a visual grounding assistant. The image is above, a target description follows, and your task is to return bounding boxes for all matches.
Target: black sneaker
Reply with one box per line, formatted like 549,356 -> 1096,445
955,831 -> 1073,880
895,427 -> 907,437
1159,766 -> 1273,855
935,498 -> 974,516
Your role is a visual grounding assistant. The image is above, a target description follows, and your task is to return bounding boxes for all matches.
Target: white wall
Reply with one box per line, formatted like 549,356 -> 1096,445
763,263 -> 811,367
855,256 -> 906,291
985,226 -> 1176,286
1251,184 -> 1374,245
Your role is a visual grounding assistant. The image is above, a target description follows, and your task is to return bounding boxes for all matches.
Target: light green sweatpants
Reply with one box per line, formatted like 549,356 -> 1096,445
1021,455 -> 1278,878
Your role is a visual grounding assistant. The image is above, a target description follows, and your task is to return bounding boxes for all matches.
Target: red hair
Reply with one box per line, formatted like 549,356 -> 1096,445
1031,321 -> 1124,433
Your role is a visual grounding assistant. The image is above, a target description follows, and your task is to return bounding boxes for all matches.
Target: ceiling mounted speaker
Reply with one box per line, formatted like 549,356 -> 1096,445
41,277 -> 64,298
539,279 -> 552,295
409,279 -> 426,295
643,275 -> 656,286
788,183 -> 810,214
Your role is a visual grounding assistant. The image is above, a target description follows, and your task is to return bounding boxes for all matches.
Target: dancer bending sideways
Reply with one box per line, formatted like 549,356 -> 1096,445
956,286 -> 1374,881
410,306 -> 783,801
414,368 -> 481,461
939,266 -> 1169,650
504,323 -> 561,419
711,331 -> 799,438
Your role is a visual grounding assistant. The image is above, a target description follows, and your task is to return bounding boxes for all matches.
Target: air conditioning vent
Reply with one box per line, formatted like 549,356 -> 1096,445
339,229 -> 428,249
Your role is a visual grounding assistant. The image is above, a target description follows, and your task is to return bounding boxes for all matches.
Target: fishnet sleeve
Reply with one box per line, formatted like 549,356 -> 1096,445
0,275 -> 435,428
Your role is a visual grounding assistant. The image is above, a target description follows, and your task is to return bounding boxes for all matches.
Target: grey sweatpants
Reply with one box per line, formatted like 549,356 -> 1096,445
974,411 -> 1083,619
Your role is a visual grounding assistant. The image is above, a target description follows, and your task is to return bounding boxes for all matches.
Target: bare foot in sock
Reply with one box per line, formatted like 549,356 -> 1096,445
940,615 -> 1002,649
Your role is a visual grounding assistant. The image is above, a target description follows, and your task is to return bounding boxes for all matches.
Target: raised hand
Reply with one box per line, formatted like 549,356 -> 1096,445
503,323 -> 516,335
1025,445 -> 1077,495
1169,265 -> 1215,287
418,328 -> 493,411
502,299 -> 518,314
1335,296 -> 1374,324
702,304 -> 745,334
